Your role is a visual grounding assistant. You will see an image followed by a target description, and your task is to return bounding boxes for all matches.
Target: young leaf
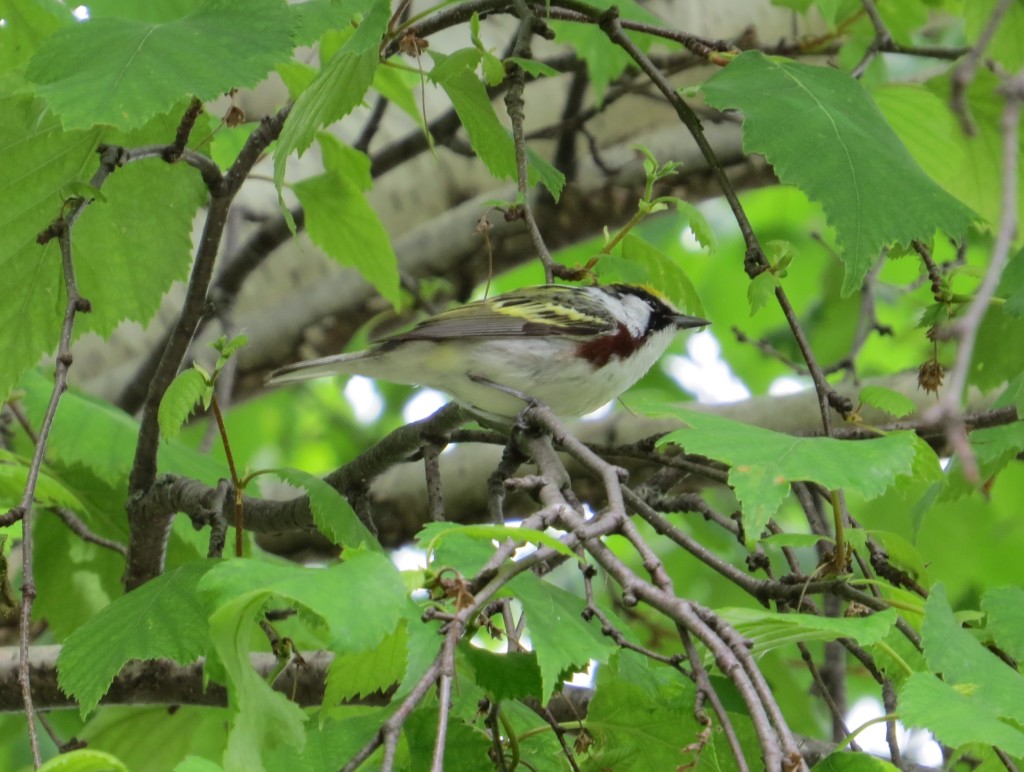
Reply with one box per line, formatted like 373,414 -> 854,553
859,385 -> 917,419
428,50 -> 564,200
271,466 -> 381,551
273,0 -> 389,190
158,368 -> 209,441
293,133 -> 401,308
702,52 -> 976,296
26,0 -> 295,131
747,270 -> 779,316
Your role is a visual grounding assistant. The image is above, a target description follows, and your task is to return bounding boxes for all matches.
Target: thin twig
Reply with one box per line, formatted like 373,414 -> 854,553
850,0 -> 893,78
951,0 -> 1015,135
5,141 -> 120,765
926,69 -> 1024,481
51,509 -> 128,557
430,625 -> 459,772
505,1 -> 558,282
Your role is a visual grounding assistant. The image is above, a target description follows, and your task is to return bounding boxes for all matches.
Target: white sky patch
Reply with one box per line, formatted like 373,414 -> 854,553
390,544 -> 427,573
667,330 -> 750,404
847,697 -> 942,766
569,659 -> 598,688
344,376 -> 383,424
403,388 -> 449,423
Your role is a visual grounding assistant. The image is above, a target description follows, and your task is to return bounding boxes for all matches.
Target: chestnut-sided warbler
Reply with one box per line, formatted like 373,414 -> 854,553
268,283 -> 709,419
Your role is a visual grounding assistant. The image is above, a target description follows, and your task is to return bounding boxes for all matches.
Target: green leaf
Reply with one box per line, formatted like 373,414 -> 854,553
899,583 -> 1024,754
643,405 -> 923,545
209,591 -> 308,770
38,749 -> 129,772
970,247 -> 1024,391
583,652 -> 704,771
199,551 -> 407,653
271,466 -> 380,550
462,645 -> 543,702
158,368 -> 209,441
942,421 -> 1024,500
717,607 -> 899,654
289,0 -> 376,47
0,449 -> 86,512
292,133 -> 401,308
418,523 -> 495,579
273,0 -> 388,190
26,0 -> 295,130
57,561 -> 216,715
428,50 -> 564,201
982,586 -> 1024,662
0,0 -> 74,71
550,21 -> 631,106
404,708 -> 492,771
702,52 -> 976,295
866,530 -> 927,583
213,333 -> 249,365
324,622 -> 407,703
372,64 -> 426,130
263,709 -> 388,770
507,573 -> 616,703
19,370 -> 228,487
0,96 -> 206,401
900,673 -> 1024,756
173,757 -> 225,772
922,584 -> 1024,716
858,385 -> 916,418
201,554 -> 407,767
506,57 -> 559,78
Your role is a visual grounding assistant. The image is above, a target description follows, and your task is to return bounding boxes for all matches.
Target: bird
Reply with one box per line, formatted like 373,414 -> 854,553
267,283 -> 709,420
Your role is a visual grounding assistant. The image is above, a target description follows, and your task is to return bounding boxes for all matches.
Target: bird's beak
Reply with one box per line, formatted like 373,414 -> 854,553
674,315 -> 711,330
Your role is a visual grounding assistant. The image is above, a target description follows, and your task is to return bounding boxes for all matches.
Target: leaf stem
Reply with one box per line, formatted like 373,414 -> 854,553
210,394 -> 244,558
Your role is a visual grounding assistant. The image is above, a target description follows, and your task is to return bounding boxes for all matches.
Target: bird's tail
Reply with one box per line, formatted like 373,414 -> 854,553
266,351 -> 373,385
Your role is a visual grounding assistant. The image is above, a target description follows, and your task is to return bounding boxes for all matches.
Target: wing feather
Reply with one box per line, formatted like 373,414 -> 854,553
385,286 -> 615,342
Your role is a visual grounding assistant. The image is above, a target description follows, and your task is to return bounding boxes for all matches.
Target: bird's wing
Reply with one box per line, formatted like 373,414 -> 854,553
387,287 -> 616,342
